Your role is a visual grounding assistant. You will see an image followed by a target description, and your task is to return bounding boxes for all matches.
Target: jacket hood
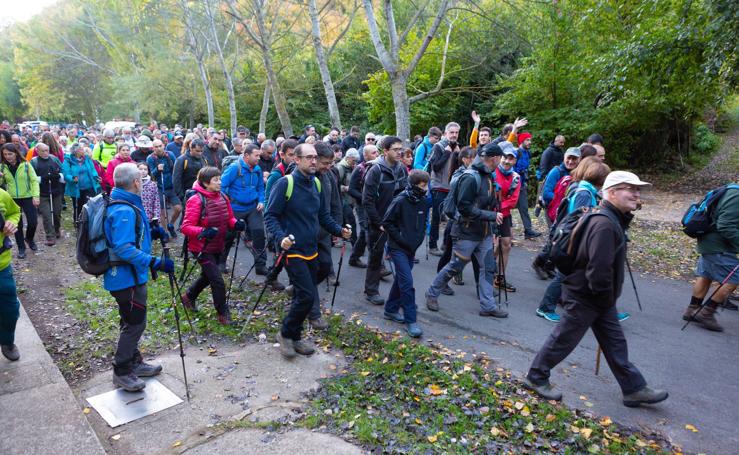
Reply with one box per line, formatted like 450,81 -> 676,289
193,180 -> 221,199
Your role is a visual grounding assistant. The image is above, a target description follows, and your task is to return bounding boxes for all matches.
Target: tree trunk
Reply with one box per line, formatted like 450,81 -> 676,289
308,0 -> 341,128
205,0 -> 237,135
390,74 -> 411,142
196,58 -> 215,127
259,82 -> 270,134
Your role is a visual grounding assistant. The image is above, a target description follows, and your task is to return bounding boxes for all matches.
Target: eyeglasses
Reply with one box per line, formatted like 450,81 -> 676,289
389,146 -> 404,152
366,138 -> 376,142
299,154 -> 318,161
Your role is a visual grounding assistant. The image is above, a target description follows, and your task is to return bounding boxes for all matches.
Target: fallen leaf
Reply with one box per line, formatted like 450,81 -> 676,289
599,416 -> 612,426
111,434 -> 121,441
585,401 -> 594,407
360,371 -> 370,376
83,407 -> 91,414
580,428 -> 593,439
415,418 -> 422,424
514,401 -> 525,410
685,424 -> 699,433
579,395 -> 587,400
545,414 -> 556,422
328,364 -> 337,370
490,427 -> 501,437
271,394 -> 279,401
172,441 -> 182,448
524,422 -> 534,433
427,434 -> 437,443
521,406 -> 530,417
587,443 -> 600,453
635,439 -> 647,448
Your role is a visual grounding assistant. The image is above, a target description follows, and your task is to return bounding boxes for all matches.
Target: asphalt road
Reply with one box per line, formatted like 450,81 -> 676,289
230,237 -> 738,454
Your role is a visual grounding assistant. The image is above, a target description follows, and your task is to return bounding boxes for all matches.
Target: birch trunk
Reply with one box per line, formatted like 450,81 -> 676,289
308,0 -> 341,128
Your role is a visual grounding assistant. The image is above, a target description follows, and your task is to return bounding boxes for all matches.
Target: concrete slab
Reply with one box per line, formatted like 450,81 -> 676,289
186,428 -> 365,455
0,305 -> 105,455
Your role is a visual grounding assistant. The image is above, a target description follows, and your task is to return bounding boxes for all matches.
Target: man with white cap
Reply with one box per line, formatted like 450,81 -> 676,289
525,171 -> 668,408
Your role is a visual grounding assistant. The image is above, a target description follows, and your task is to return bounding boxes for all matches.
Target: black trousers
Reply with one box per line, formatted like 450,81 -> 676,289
527,299 -> 646,395
281,256 -> 318,341
72,189 -> 98,227
13,197 -> 37,249
437,221 -> 480,284
364,226 -> 386,296
111,284 -> 147,376
187,253 -> 227,315
349,205 -> 368,262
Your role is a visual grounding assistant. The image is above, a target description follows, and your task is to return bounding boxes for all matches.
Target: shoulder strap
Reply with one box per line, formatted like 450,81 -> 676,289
285,174 -> 321,201
184,158 -> 188,170
199,193 -> 207,220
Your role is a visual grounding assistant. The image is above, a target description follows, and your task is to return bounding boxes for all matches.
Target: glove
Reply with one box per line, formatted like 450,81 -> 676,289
152,257 -> 175,274
150,226 -> 168,241
198,227 -> 218,240
234,219 -> 246,232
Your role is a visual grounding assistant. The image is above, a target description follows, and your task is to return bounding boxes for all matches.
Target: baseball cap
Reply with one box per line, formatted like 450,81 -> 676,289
480,143 -> 503,157
564,147 -> 581,158
602,171 -> 651,190
499,141 -> 517,156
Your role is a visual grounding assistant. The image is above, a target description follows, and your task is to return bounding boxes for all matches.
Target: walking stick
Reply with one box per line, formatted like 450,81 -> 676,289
682,263 -> 739,330
48,175 -> 55,234
162,245 -> 191,401
225,230 -> 241,307
425,220 -> 430,261
152,223 -> 196,336
595,345 -> 602,375
237,244 -> 269,290
496,237 -> 508,305
180,238 -> 210,285
158,171 -> 169,222
239,235 -> 294,336
330,225 -> 351,310
625,256 -> 642,311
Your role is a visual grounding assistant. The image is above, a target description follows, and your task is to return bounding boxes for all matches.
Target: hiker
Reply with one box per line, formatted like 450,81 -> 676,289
63,143 -> 102,227
104,162 -> 169,392
203,133 -> 227,170
314,142 -> 343,297
341,126 -> 361,153
92,129 -> 118,168
425,143 -> 508,318
347,144 -> 379,268
426,122 -> 460,256
356,132 -> 377,163
0,143 -> 39,258
525,171 -> 668,407
166,132 -> 183,156
682,184 -> 739,332
147,139 -> 181,235
104,143 -> 134,193
264,143 -> 351,359
131,135 -> 153,163
362,136 -> 409,306
173,138 -> 208,201
258,140 -> 276,175
542,147 -> 581,226
181,166 -> 244,325
334,148 -> 359,245
0,188 -> 21,361
381,169 -> 430,338
31,143 -> 64,245
514,132 -> 541,239
494,142 -> 522,293
538,135 -> 566,179
411,126 -> 442,170
137,163 -> 160,222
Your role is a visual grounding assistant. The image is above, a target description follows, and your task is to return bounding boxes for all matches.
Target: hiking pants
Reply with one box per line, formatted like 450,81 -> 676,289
13,197 -> 37,249
539,271 -> 563,313
312,233 -> 334,320
72,189 -> 97,228
349,205 -> 368,262
281,256 -> 318,341
364,226 -> 387,297
384,248 -> 417,323
516,180 -> 534,233
0,266 -> 19,346
187,253 -> 227,315
437,222 -> 480,286
343,202 -> 357,245
38,193 -> 62,239
528,300 -> 646,395
429,190 -> 448,250
111,284 -> 147,376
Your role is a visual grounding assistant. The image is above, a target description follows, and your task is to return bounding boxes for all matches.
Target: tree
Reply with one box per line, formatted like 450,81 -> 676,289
181,0 -> 215,127
203,0 -> 239,134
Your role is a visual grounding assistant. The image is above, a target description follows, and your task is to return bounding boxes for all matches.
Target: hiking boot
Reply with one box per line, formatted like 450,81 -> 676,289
721,299 -> 738,311
682,303 -> 701,321
218,311 -> 232,326
425,293 -> 439,312
479,308 -> 509,318
45,238 -> 55,247
406,323 -> 423,338
277,332 -> 296,359
694,304 -> 723,332
452,273 -> 464,286
523,378 -> 562,401
27,240 -> 38,251
366,294 -> 385,306
380,267 -> 393,277
310,317 -> 329,331
255,265 -> 269,276
113,372 -> 146,392
524,230 -> 542,240
617,312 -> 630,322
285,285 -> 294,298
441,284 -> 455,296
167,223 -> 178,239
494,277 -> 516,292
349,258 -> 367,268
1,344 -> 20,361
181,293 -> 198,312
383,311 -> 405,323
293,339 -> 315,356
536,308 -> 560,322
133,361 -> 162,377
268,279 -> 285,291
622,386 -> 668,408
428,248 -> 442,257
17,249 -> 26,259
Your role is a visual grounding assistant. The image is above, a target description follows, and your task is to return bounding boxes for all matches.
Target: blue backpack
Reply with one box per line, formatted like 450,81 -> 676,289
681,184 -> 739,238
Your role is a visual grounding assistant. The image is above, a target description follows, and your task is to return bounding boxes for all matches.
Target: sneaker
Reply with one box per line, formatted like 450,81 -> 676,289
17,249 -> 26,259
133,361 -> 162,377
721,299 -> 738,311
1,344 -> 20,361
622,386 -> 668,408
366,294 -> 385,306
113,372 -> 146,392
45,239 -> 55,247
217,311 -> 232,325
27,240 -> 38,251
479,308 -> 509,318
167,223 -> 178,239
268,279 -> 286,291
277,333 -> 296,359
617,312 -> 630,322
380,267 -> 393,277
310,317 -> 329,331
255,265 -> 269,276
406,323 -> 423,338
452,273 -> 464,286
536,308 -> 560,322
523,378 -> 562,401
524,231 -> 542,240
181,293 -> 198,312
494,277 -> 517,292
349,258 -> 367,268
425,293 -> 439,312
428,248 -> 442,257
441,284 -> 455,296
383,311 -> 405,323
293,339 -> 315,356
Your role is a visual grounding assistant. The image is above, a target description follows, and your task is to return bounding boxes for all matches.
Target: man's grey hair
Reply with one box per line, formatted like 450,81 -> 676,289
261,139 -> 275,151
232,137 -> 243,146
114,162 -> 141,190
345,148 -> 360,160
445,122 -> 461,132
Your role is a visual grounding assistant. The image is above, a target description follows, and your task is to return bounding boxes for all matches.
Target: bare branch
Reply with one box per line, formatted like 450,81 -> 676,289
362,0 -> 396,72
326,0 -> 359,59
403,0 -> 453,78
398,0 -> 429,47
408,13 -> 456,104
383,0 -> 399,60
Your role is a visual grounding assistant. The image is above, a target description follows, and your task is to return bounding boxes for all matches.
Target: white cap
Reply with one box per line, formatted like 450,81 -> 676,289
602,171 -> 651,190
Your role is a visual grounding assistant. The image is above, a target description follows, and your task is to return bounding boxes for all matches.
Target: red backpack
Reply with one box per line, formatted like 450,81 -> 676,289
547,175 -> 573,222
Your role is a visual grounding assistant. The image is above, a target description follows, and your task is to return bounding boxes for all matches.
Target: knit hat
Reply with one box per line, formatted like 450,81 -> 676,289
517,132 -> 532,144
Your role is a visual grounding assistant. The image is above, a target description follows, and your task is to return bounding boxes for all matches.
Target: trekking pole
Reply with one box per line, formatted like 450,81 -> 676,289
595,345 -> 602,375
162,245 -> 191,401
330,225 -> 351,310
225,230 -> 241,307
682,263 -> 739,330
425,221 -> 430,261
625,256 -> 642,312
48,175 -> 55,233
180,238 -> 210,285
239,235 -> 293,337
497,237 -> 508,305
159,172 -> 169,222
237,244 -> 269,290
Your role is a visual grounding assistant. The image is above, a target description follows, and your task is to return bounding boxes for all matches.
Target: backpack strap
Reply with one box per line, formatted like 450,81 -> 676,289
285,174 -> 321,201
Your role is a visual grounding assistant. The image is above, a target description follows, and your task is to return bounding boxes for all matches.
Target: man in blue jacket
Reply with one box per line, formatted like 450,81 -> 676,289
412,126 -> 442,170
105,162 -> 173,392
221,144 -> 267,274
514,132 -> 541,239
265,143 -> 351,359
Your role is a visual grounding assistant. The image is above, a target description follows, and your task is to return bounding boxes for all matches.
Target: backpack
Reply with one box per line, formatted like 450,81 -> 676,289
76,194 -> 142,276
681,184 -> 739,238
549,206 -> 624,275
285,174 -> 321,200
442,169 -> 481,220
547,174 -> 572,222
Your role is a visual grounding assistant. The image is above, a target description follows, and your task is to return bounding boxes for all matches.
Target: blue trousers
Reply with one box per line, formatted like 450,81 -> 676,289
384,248 -> 417,323
538,271 -> 563,313
0,266 -> 19,345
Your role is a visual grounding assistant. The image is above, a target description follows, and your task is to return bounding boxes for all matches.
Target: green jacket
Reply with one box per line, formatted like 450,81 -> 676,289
697,186 -> 739,255
93,141 -> 118,168
0,162 -> 40,199
0,189 -> 21,271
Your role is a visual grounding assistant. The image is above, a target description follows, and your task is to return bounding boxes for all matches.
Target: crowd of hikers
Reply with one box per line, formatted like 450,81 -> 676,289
0,115 -> 736,406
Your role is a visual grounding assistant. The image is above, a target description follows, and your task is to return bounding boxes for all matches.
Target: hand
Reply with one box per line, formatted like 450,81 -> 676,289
496,212 -> 504,225
32,198 -> 40,207
341,185 -> 349,192
379,226 -> 385,232
150,226 -> 168,241
153,257 -> 175,274
198,227 -> 218,240
471,110 -> 481,124
73,176 -> 79,182
234,219 -> 246,231
3,221 -> 17,236
256,203 -> 264,212
341,227 -> 352,240
513,117 -> 528,130
157,163 -> 164,171
280,236 -> 294,250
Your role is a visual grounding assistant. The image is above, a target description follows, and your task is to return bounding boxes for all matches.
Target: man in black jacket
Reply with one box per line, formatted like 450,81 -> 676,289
172,139 -> 207,200
538,135 -> 566,180
31,143 -> 63,246
362,137 -> 408,305
348,145 -> 378,268
341,126 -> 361,153
525,171 -> 668,408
